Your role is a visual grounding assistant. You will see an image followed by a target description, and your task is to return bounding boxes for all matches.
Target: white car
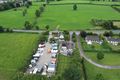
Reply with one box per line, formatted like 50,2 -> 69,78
51,49 -> 58,54
33,68 -> 38,74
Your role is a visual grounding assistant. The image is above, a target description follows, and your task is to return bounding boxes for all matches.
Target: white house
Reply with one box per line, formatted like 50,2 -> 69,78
85,35 -> 103,45
106,37 -> 120,46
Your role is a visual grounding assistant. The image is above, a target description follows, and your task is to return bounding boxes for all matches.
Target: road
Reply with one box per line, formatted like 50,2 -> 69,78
13,29 -> 45,33
69,31 -> 120,69
13,29 -> 120,35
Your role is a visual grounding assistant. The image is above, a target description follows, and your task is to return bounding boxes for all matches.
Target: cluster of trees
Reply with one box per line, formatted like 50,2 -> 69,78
0,2 -> 15,11
35,4 -> 46,18
0,26 -> 13,33
91,19 -> 119,29
103,31 -> 113,37
0,0 -> 32,11
72,32 -> 77,42
63,30 -> 70,41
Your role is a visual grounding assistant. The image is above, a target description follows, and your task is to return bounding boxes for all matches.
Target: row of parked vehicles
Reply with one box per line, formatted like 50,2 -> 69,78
28,43 -> 46,74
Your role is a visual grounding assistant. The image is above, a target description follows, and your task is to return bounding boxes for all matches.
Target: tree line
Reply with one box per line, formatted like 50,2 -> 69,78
0,0 -> 32,11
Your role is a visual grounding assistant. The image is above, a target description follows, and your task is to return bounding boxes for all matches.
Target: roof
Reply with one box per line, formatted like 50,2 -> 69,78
85,35 -> 101,41
107,37 -> 120,42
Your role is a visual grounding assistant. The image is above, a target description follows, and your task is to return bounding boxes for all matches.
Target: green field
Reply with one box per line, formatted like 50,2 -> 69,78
85,52 -> 120,66
0,3 -> 41,29
38,4 -> 120,30
0,33 -> 39,80
85,61 -> 120,80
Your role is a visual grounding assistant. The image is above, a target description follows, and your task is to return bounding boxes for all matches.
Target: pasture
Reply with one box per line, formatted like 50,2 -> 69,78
0,3 -> 41,29
38,4 -> 120,30
0,33 -> 39,80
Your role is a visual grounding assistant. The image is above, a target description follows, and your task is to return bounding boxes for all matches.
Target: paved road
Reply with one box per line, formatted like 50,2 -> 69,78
13,29 -> 120,34
13,29 -> 45,33
75,32 -> 120,69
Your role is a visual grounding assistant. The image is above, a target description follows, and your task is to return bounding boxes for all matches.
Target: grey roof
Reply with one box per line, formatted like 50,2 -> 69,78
107,37 -> 120,42
85,35 -> 101,41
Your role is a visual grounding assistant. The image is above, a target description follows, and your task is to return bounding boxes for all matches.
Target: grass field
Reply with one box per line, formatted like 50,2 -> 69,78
38,4 -> 120,30
85,61 -> 120,80
85,52 -> 120,66
0,33 -> 39,80
0,2 -> 41,29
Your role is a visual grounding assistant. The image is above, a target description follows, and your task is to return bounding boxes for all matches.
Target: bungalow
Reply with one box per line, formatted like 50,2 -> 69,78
85,35 -> 103,45
106,37 -> 120,46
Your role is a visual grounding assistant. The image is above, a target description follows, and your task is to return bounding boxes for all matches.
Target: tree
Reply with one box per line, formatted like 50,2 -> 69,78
23,9 -> 27,16
45,25 -> 49,30
35,26 -> 39,30
62,65 -> 81,80
80,31 -> 87,38
73,4 -> 77,10
0,26 -> 4,32
97,52 -> 104,60
35,9 -> 40,17
40,6 -> 44,12
24,21 -> 32,30
95,73 -> 104,80
72,32 -> 76,42
25,3 -> 30,8
103,31 -> 113,37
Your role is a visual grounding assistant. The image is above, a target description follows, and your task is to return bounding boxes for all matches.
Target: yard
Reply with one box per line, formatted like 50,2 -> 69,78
38,4 -> 120,30
85,52 -> 120,66
0,33 -> 39,80
85,61 -> 120,80
80,37 -> 111,51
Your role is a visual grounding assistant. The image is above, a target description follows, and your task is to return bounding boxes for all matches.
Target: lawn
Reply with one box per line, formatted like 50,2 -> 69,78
0,33 -> 39,80
38,4 -> 120,30
85,52 -> 120,66
0,4 -> 40,29
85,61 -> 120,80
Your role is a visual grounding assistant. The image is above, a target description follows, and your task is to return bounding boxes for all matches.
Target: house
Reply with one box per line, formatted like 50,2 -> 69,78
85,35 -> 103,45
106,37 -> 120,46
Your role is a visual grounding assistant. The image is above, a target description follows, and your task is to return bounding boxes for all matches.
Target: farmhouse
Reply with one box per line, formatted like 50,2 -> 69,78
106,37 -> 120,46
85,35 -> 103,45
